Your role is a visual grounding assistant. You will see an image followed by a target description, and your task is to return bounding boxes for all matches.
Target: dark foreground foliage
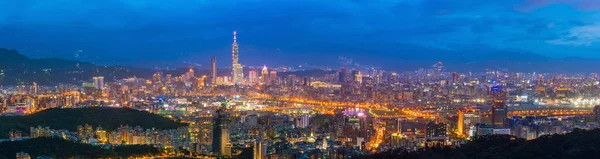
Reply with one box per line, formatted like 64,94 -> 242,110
0,137 -> 161,159
358,129 -> 600,159
0,107 -> 187,138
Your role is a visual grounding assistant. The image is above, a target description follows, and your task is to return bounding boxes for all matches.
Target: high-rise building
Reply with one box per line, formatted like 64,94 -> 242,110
296,115 -> 309,128
231,31 -> 244,85
253,140 -> 267,159
248,70 -> 258,84
212,105 -> 232,157
426,121 -> 446,138
452,72 -> 459,83
269,71 -> 277,82
457,108 -> 480,135
491,86 -> 508,128
211,56 -> 217,85
93,76 -> 104,90
594,105 -> 600,122
351,69 -> 359,81
356,72 -> 363,83
166,74 -> 172,84
153,72 -> 162,84
261,66 -> 269,84
339,67 -> 348,83
303,77 -> 312,86
186,68 -> 195,82
433,62 -> 443,80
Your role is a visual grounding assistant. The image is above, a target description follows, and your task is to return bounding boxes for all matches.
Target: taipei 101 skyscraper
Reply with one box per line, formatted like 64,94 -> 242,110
231,31 -> 244,85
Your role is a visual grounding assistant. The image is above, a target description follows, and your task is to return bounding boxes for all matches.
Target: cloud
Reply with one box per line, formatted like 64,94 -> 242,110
1,0 -> 600,66
548,24 -> 600,45
516,0 -> 600,12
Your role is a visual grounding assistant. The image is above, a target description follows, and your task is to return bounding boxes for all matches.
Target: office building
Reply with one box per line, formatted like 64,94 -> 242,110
269,71 -> 277,82
491,86 -> 508,128
261,66 -> 268,83
231,31 -> 243,85
339,67 -> 348,83
93,76 -> 104,90
211,56 -> 217,85
212,105 -> 232,157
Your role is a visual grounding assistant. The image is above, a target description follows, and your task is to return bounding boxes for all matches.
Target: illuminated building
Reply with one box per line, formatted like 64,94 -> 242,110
196,76 -> 206,88
491,86 -> 508,128
457,111 -> 463,135
216,77 -> 225,85
594,105 -> 600,122
213,105 -> 232,157
554,87 -> 571,98
16,152 -> 30,159
269,71 -> 277,82
211,56 -> 217,85
391,133 -> 409,147
426,121 -> 446,138
296,114 -> 309,128
248,70 -> 258,84
310,81 -> 341,88
231,31 -> 243,85
93,76 -> 104,90
452,72 -> 458,83
31,82 -> 38,95
426,121 -> 447,147
433,62 -> 443,80
355,72 -> 363,83
303,77 -> 312,86
166,74 -> 172,84
351,69 -> 359,82
185,68 -> 195,82
253,140 -> 267,159
223,76 -> 231,84
457,108 -> 480,135
153,72 -> 162,84
261,66 -> 268,83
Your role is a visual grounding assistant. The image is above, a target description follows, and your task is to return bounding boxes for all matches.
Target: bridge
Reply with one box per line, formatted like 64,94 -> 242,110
249,93 -> 594,118
507,109 -> 592,117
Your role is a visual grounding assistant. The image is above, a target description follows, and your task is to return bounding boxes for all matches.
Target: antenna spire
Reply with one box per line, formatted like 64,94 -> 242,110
233,31 -> 237,43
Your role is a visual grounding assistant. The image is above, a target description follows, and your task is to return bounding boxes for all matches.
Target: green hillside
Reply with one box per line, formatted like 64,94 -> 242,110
0,107 -> 188,138
358,129 -> 600,159
0,137 -> 161,159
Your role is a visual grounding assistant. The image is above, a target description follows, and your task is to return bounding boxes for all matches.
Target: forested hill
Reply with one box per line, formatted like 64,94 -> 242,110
0,48 -> 334,85
0,107 -> 188,138
0,48 -> 153,85
358,129 -> 600,159
0,137 -> 161,159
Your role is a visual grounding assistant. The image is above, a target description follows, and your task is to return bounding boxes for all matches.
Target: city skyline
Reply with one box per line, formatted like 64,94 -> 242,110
5,1 -> 600,159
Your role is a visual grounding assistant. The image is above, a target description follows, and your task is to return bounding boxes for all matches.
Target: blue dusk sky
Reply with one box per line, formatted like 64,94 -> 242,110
1,0 -> 600,68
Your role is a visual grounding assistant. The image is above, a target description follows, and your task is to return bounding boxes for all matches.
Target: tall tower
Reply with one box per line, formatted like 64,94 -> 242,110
491,86 -> 507,128
261,65 -> 269,84
211,56 -> 217,84
212,105 -> 232,157
232,31 -> 244,85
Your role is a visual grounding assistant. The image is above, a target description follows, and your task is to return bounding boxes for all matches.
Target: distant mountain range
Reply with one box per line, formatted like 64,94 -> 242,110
2,47 -> 600,85
339,44 -> 600,73
0,48 -> 153,85
0,48 -> 334,85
